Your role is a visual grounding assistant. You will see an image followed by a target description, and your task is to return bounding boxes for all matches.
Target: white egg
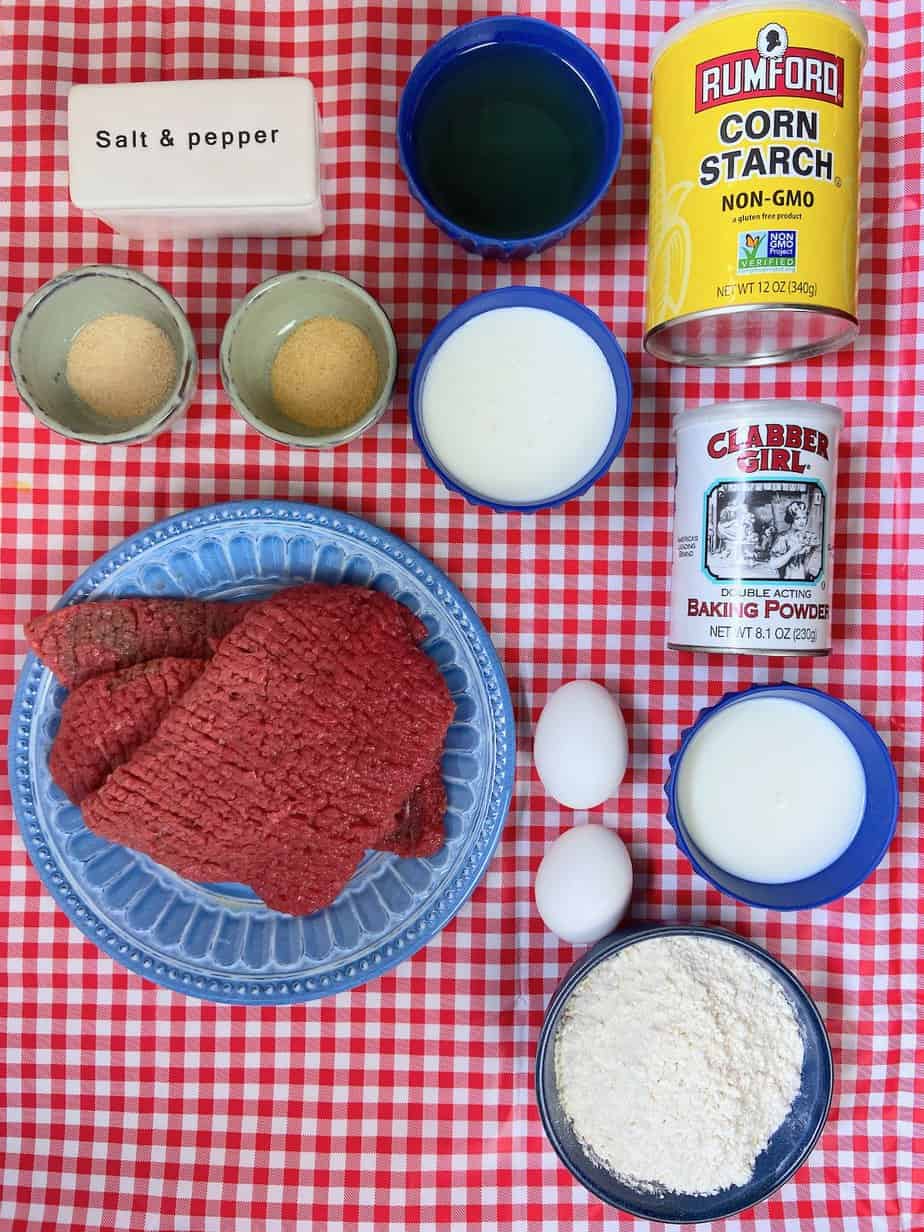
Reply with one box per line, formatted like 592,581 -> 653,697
534,824 -> 633,944
533,680 -> 628,809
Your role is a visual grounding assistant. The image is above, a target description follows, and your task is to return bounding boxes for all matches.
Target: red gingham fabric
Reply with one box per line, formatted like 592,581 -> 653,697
0,3 -> 921,1230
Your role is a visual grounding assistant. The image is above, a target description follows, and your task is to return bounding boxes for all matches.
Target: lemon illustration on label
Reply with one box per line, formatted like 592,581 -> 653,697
647,135 -> 693,327
839,171 -> 858,305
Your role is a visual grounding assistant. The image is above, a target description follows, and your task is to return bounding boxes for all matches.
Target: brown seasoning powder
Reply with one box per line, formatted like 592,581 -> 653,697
66,313 -> 178,421
270,316 -> 380,432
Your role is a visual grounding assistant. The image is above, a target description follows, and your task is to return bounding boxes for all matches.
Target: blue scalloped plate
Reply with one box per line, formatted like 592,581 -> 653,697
8,501 -> 516,1004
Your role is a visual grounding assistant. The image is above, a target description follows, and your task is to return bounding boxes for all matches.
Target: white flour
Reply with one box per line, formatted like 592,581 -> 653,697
554,935 -> 805,1196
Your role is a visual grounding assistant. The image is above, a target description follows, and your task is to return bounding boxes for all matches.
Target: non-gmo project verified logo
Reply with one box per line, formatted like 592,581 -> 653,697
737,230 -> 797,272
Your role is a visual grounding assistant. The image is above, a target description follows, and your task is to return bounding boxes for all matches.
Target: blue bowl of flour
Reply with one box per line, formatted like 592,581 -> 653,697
535,924 -> 833,1223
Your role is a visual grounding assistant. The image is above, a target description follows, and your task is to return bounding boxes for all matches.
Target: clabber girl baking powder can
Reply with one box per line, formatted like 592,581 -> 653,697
669,400 -> 842,656
644,0 -> 867,365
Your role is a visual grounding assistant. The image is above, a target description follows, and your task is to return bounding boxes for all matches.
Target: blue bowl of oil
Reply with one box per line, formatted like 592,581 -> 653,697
398,16 -> 623,259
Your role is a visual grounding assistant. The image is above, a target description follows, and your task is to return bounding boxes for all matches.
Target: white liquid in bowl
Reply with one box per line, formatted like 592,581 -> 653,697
420,306 -> 617,505
676,697 -> 866,884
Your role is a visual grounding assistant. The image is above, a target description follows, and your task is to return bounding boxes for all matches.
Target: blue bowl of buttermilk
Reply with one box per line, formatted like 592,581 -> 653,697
408,286 -> 632,513
665,682 -> 899,911
536,924 -> 834,1223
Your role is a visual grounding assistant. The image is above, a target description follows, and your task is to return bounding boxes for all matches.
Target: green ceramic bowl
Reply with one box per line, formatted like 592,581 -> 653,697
220,270 -> 398,449
9,264 -> 197,445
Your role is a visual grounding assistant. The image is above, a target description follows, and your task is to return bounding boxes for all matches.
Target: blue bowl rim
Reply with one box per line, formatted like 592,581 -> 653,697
397,14 -> 624,253
408,285 -> 633,513
665,682 -> 899,911
7,499 -> 518,1005
535,922 -> 835,1223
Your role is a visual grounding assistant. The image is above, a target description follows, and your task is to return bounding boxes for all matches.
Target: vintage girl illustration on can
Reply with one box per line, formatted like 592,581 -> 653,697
705,482 -> 825,583
770,498 -> 823,579
671,401 -> 842,656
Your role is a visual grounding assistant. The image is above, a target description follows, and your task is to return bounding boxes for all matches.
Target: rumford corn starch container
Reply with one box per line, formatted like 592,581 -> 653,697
645,0 -> 867,365
670,401 -> 842,656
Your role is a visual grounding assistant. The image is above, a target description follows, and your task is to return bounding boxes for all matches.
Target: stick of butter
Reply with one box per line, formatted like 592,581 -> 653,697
68,77 -> 324,241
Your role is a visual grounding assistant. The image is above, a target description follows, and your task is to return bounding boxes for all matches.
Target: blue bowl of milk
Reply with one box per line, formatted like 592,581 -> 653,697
665,683 -> 899,911
408,286 -> 632,512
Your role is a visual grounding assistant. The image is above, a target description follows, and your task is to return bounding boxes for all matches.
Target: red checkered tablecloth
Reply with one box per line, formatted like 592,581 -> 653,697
1,2 -> 921,1229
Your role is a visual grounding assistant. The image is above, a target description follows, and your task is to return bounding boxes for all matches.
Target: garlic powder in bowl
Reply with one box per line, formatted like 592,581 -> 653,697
66,313 -> 177,421
220,270 -> 398,450
9,264 -> 197,445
